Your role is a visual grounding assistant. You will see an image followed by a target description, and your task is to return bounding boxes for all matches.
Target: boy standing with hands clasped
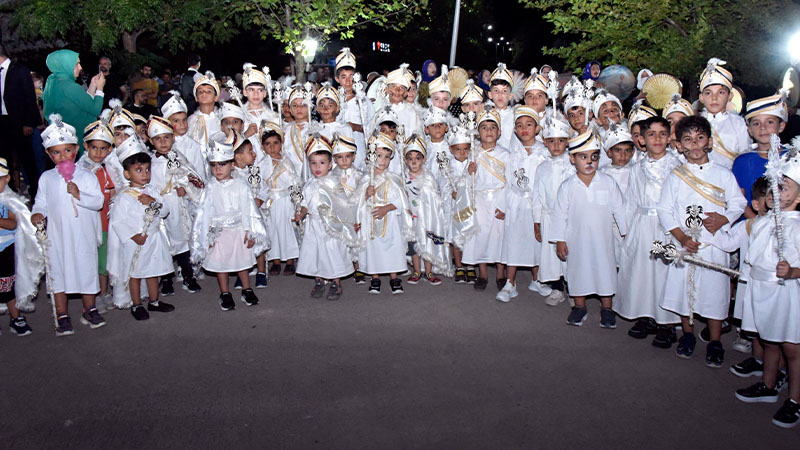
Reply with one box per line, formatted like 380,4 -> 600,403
698,58 -> 750,169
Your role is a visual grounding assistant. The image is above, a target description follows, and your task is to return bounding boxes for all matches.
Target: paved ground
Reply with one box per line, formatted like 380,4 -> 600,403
1,269 -> 798,449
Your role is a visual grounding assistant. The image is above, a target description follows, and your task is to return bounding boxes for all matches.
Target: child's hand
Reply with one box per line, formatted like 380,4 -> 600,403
137,194 -> 155,205
534,223 -> 542,242
678,234 -> 700,254
255,198 -> 263,208
372,205 -> 392,220
777,261 -> 795,279
31,213 -> 44,225
556,241 -> 568,261
244,123 -> 258,138
349,122 -> 364,133
467,162 -> 477,175
365,185 -> 376,200
108,188 -> 116,197
66,181 -> 81,200
132,233 -> 147,245
175,187 -> 187,197
703,212 -> 728,234
451,191 -> 457,199
293,212 -> 304,223
244,236 -> 255,248
494,209 -> 505,220
354,223 -> 361,232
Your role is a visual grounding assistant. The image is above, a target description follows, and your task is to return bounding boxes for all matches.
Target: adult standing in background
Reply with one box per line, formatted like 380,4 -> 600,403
99,56 -> 127,108
130,63 -> 158,108
180,54 -> 202,114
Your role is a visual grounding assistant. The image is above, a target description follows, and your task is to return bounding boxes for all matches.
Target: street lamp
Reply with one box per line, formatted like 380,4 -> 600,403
488,37 -> 493,43
487,25 -> 493,30
789,31 -> 800,64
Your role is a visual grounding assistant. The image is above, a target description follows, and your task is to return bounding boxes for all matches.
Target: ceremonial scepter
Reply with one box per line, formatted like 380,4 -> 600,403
352,73 -> 370,150
34,220 -> 59,332
289,184 -> 305,245
263,66 -> 274,113
274,81 -> 287,128
765,133 -> 788,285
366,138 -> 379,239
436,151 -> 457,193
127,200 -> 163,288
225,79 -> 253,127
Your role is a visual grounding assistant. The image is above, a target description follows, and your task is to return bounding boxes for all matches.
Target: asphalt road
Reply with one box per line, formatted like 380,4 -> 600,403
1,269 -> 798,449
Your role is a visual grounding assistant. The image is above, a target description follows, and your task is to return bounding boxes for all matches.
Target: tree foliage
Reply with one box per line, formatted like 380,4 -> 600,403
522,0 -> 800,88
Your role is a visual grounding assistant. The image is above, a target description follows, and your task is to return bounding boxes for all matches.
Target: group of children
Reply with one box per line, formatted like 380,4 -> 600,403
0,50 -> 798,428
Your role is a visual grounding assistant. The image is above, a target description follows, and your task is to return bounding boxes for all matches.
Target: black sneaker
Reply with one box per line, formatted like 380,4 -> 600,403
705,340 -> 725,368
160,278 -> 175,296
699,320 -> 732,343
241,288 -> 259,306
466,267 -> 477,284
776,370 -> 789,392
473,277 -> 488,291
219,292 -> 236,311
255,272 -> 268,288
676,332 -> 697,359
566,306 -> 588,326
327,282 -> 341,301
390,278 -> 403,294
735,381 -> 778,404
147,300 -> 175,312
234,276 -> 243,290
454,268 -> 466,283
311,280 -> 325,298
268,263 -> 282,276
131,305 -> 150,321
729,357 -> 764,378
182,278 -> 201,293
369,278 -> 381,294
628,318 -> 658,339
55,315 -> 74,336
652,325 -> 677,349
599,308 -> 616,329
9,316 -> 32,336
773,399 -> 800,428
354,271 -> 367,284
80,307 -> 106,329
495,278 -> 506,290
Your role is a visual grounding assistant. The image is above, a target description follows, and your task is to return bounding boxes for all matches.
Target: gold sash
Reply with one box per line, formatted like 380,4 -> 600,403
370,179 -> 390,238
291,125 -> 305,163
124,187 -> 142,199
711,128 -> 737,161
478,150 -> 506,184
672,164 -> 726,208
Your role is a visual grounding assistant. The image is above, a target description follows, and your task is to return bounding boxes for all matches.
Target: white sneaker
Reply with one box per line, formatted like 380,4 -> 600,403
495,281 -> 518,303
544,290 -> 565,306
528,280 -> 553,296
732,336 -> 753,353
0,303 -> 7,315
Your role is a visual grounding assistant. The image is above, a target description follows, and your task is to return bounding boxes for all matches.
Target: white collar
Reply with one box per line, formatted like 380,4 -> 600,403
0,58 -> 10,70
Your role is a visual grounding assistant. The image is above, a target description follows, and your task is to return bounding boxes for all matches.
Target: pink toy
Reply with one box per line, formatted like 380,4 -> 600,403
57,160 -> 79,217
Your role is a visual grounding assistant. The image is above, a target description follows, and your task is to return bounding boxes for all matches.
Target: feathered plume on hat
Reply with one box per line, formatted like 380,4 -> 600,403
42,113 -> 78,148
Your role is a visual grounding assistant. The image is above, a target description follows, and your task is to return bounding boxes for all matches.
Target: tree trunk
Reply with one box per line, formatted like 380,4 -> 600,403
294,52 -> 307,83
121,31 -> 141,54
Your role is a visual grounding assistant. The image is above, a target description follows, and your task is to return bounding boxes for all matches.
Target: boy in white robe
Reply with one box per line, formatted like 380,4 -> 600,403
599,123 -> 635,264
330,135 -> 365,282
422,107 -> 452,182
315,83 -> 353,143
107,138 -> 175,320
444,122 -> 473,283
264,125 -> 302,276
656,115 -> 746,367
162,90 -> 208,181
187,72 -> 222,149
488,63 -> 516,150
385,64 -> 423,136
334,48 -> 374,171
591,89 -> 626,160
283,84 -> 314,178
497,106 -> 550,302
614,117 -> 682,347
241,63 -> 280,158
698,58 -> 750,169
32,115 -> 106,336
551,130 -> 627,328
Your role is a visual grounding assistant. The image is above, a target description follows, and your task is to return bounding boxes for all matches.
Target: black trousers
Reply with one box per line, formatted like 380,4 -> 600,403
0,115 -> 40,199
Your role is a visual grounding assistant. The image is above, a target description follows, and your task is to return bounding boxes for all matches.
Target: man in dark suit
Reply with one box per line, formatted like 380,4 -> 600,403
0,44 -> 42,199
180,54 -> 201,115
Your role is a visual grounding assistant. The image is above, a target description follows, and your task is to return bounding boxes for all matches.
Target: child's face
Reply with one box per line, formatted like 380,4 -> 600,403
678,129 -> 712,164
234,143 -> 256,167
478,121 -> 499,146
630,123 -> 645,151
221,117 -> 244,134
489,85 -> 511,108
244,84 -> 266,105
643,123 -> 669,157
333,152 -> 354,169
431,92 -> 451,110
567,107 -> 589,131
375,147 -> 392,172
404,150 -> 424,174
425,122 -> 448,141
263,135 -> 283,159
748,114 -> 786,146
450,143 -> 470,162
113,127 -> 129,147
169,112 -> 189,136
150,133 -> 175,154
752,194 -> 767,216
46,144 -> 78,165
136,123 -> 147,141
779,177 -> 800,210
309,153 -> 333,178
124,162 -> 151,187
544,137 -> 569,157
210,160 -> 234,181
405,83 -> 418,103
608,143 -> 635,167
388,83 -> 407,105
524,90 -> 547,112
380,123 -> 398,141
282,100 -> 294,122
569,150 -> 600,176
85,140 -> 112,163
335,69 -> 354,92
317,98 -> 339,122
700,84 -> 730,114
289,99 -> 308,121
195,85 -> 218,106
597,101 -> 622,128
666,112 -> 687,148
461,101 -> 483,115
514,116 -> 539,144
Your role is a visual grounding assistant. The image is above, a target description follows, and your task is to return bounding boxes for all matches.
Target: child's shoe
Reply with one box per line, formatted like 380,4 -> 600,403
599,308 -> 616,329
55,315 -> 74,336
473,277 -> 488,291
160,278 -> 175,296
80,307 -> 106,329
131,305 -> 150,321
676,332 -> 697,359
369,278 -> 381,294
735,382 -> 778,404
495,281 -> 518,303
183,278 -> 202,293
772,399 -> 800,428
776,370 -> 788,392
354,271 -> 367,284
566,306 -> 588,326
234,276 -> 243,290
407,272 -> 421,285
241,288 -> 259,306
268,263 -> 282,276
255,272 -> 268,288
219,292 -> 236,311
390,278 -> 403,294
527,280 -> 552,296
732,334 -> 752,353
495,278 -> 506,291
705,340 -> 725,368
699,319 -> 732,342
9,316 -> 32,336
544,290 -> 565,306
729,357 -> 763,378
465,267 -> 477,284
311,280 -> 325,298
147,300 -> 175,312
454,268 -> 467,284
424,273 -> 442,286
327,282 -> 341,301
651,325 -> 677,349
628,317 -> 657,339
283,263 -> 296,276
